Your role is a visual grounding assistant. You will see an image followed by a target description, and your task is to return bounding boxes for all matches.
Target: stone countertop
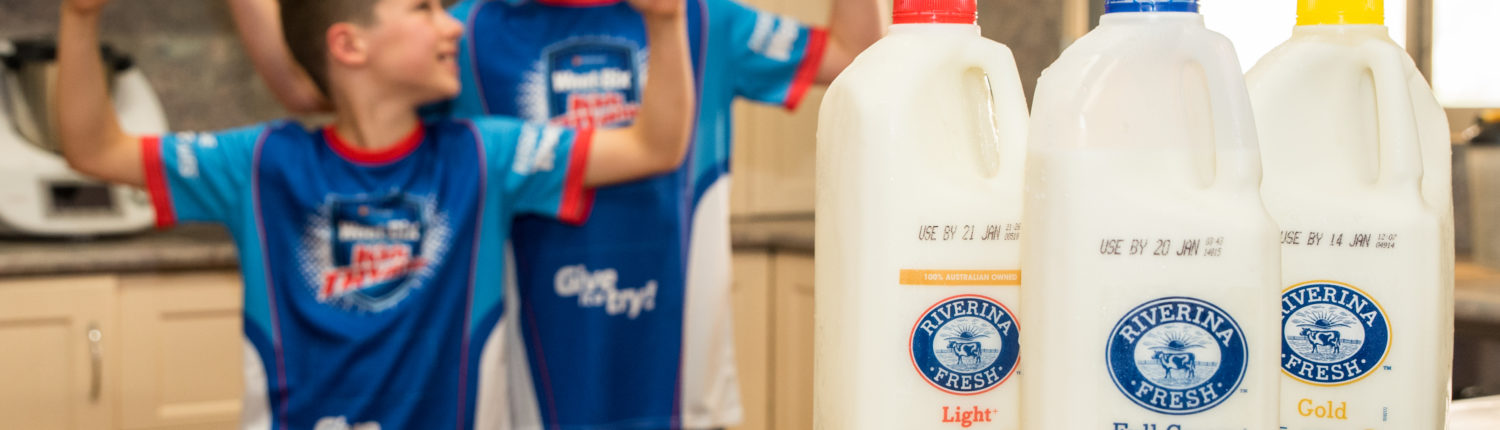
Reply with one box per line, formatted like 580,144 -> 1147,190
0,225 -> 237,277
0,217 -> 810,277
729,215 -> 1500,325
1453,395 -> 1500,430
730,216 -> 814,252
2,216 -> 1497,325
1457,262 -> 1500,325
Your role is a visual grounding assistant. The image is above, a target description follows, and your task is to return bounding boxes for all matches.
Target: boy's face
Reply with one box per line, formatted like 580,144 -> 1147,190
360,0 -> 464,103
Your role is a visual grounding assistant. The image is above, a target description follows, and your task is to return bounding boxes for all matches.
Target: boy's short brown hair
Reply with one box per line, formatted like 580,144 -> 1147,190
278,0 -> 379,95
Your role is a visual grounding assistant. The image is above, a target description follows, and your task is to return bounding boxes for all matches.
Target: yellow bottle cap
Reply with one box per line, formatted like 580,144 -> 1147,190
1298,0 -> 1384,26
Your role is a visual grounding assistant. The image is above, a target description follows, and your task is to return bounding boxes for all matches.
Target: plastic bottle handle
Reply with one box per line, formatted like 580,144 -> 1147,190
957,38 -> 1029,181
1359,41 -> 1425,191
1185,37 -> 1262,192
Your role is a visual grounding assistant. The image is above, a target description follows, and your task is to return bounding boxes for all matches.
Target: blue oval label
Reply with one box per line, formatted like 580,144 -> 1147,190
1280,281 -> 1391,386
1107,297 -> 1248,415
909,295 -> 1020,395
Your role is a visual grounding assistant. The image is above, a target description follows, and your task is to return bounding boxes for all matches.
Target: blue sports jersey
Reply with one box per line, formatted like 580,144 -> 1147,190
438,0 -> 825,428
140,118 -> 593,430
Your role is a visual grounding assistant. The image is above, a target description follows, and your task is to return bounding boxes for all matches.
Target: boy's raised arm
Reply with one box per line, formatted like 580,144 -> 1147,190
57,0 -> 145,187
584,0 -> 695,187
226,0 -> 330,113
817,0 -> 883,84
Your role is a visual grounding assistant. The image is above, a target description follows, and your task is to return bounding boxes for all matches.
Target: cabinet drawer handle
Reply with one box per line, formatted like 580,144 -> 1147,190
87,323 -> 101,403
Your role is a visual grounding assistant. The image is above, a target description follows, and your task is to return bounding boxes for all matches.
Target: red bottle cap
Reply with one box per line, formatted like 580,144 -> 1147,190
893,0 -> 978,25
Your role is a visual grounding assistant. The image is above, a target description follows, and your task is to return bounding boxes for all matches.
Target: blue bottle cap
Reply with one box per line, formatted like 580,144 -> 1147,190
1105,0 -> 1200,13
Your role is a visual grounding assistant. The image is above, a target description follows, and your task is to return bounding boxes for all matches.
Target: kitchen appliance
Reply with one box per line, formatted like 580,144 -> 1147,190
0,38 -> 164,236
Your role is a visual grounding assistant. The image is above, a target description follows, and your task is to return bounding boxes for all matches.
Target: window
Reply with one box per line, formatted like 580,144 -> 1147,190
1430,0 -> 1500,107
1202,0 -> 1408,72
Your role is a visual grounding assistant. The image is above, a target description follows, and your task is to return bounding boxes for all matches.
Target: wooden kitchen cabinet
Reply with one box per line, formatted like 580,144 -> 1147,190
730,250 -> 815,430
0,276 -> 117,430
770,253 -> 815,430
0,271 -> 242,430
731,252 -> 773,430
117,272 -> 243,429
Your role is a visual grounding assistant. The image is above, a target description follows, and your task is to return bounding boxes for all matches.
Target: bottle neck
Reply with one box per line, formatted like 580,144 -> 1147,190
1099,12 -> 1205,27
887,23 -> 980,35
1291,23 -> 1391,38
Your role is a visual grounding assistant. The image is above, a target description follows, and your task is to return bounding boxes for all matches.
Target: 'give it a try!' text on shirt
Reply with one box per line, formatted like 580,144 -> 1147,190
432,0 -> 826,428
140,117 -> 593,430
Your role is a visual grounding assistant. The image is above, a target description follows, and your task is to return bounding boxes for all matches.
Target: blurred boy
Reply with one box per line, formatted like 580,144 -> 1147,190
55,0 -> 693,427
229,0 -> 879,427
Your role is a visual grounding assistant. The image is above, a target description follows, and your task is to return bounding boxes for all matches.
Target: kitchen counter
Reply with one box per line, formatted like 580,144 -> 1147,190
0,225 -> 237,277
730,215 -> 1500,325
0,216 -> 1494,325
1454,395 -> 1500,430
731,216 -> 815,253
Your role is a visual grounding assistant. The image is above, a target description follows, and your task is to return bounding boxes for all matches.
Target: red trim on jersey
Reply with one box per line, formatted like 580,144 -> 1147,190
556,128 -> 596,225
537,0 -> 621,7
140,135 -> 177,229
783,27 -> 829,111
323,124 -> 426,165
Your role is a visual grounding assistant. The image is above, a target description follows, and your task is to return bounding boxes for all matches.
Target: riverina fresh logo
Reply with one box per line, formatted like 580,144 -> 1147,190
909,295 -> 1019,395
1281,281 -> 1391,386
1107,297 -> 1248,415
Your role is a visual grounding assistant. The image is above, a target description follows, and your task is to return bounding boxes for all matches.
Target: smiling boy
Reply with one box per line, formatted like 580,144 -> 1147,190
54,0 -> 693,427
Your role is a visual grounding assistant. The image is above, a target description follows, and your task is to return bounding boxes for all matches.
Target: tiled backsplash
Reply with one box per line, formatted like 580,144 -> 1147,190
3,0 -> 1059,132
0,0 -> 289,131
979,0 -> 1063,102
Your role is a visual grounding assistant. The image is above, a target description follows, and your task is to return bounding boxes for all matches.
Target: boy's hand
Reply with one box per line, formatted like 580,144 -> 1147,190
628,0 -> 684,20
64,0 -> 113,15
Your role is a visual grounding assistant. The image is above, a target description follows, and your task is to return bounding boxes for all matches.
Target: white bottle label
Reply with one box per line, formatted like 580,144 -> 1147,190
1106,297 -> 1249,415
1279,281 -> 1392,386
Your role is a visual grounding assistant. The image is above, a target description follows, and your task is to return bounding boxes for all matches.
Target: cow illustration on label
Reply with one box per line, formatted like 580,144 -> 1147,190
909,295 -> 1020,395
1147,329 -> 1213,387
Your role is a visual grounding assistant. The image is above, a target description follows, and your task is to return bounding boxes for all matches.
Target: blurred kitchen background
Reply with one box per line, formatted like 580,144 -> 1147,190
0,0 -> 1497,428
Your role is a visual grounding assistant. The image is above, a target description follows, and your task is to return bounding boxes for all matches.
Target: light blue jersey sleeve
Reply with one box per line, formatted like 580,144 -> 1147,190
711,0 -> 828,110
469,117 -> 595,224
141,124 -> 269,228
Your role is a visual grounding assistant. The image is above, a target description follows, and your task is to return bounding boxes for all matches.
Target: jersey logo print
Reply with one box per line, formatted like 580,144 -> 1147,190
513,124 -> 564,175
553,264 -> 658,319
298,193 -> 452,313
314,416 -> 380,430
746,12 -> 801,61
520,36 -> 645,129
171,132 -> 217,178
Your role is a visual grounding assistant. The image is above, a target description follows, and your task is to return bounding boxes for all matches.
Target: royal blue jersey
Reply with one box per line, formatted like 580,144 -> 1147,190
436,0 -> 825,428
141,118 -> 593,430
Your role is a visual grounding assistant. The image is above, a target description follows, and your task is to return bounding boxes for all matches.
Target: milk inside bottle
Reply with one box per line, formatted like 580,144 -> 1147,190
814,0 -> 1029,428
1020,1 -> 1279,428
1247,0 -> 1454,428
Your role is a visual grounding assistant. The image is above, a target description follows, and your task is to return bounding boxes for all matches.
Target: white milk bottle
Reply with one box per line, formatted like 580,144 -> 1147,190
1247,0 -> 1454,428
1020,1 -> 1279,429
814,0 -> 1028,428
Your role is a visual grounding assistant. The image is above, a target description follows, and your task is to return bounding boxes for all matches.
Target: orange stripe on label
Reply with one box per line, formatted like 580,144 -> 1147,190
899,270 -> 1021,286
